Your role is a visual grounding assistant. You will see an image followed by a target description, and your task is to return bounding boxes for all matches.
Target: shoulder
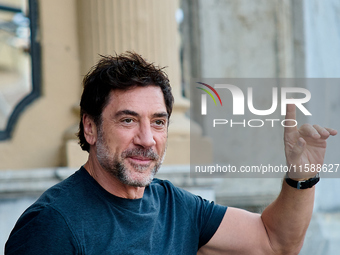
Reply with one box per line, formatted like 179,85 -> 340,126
5,169 -> 88,254
7,169 -> 85,235
150,178 -> 191,195
32,168 -> 89,211
150,179 -> 227,249
10,203 -> 69,233
149,178 -> 227,213
149,178 -> 196,200
5,204 -> 80,254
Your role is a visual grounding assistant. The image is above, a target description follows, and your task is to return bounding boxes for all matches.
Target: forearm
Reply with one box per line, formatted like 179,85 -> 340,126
261,180 -> 315,254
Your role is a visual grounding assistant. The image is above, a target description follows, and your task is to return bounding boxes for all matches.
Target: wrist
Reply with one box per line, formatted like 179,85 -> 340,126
285,172 -> 320,189
285,167 -> 317,181
286,172 -> 309,181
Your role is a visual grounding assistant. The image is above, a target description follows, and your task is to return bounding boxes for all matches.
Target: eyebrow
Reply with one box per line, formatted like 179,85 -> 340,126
114,110 -> 139,118
152,112 -> 169,119
114,110 -> 168,119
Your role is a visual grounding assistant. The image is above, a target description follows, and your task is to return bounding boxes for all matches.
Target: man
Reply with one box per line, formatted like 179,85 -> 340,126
6,52 -> 337,254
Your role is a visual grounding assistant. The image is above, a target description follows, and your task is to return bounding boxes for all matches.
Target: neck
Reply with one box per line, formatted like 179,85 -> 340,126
84,154 -> 145,199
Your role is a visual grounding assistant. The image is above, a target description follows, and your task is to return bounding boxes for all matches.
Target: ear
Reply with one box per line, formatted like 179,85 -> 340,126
83,114 -> 98,146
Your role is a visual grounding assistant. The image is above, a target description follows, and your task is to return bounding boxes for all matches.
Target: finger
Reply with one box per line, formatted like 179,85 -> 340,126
325,127 -> 338,136
313,124 -> 330,139
299,123 -> 321,139
284,104 -> 298,135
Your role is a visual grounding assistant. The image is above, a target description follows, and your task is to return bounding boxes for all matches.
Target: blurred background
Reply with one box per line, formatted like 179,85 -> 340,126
0,0 -> 340,254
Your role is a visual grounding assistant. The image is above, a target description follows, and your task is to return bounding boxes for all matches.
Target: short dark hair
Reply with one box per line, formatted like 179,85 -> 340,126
77,51 -> 174,152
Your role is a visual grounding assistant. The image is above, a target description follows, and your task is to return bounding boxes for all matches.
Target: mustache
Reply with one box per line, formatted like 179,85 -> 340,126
122,148 -> 159,160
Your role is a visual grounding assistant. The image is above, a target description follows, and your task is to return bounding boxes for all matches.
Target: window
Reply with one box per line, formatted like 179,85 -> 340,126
0,0 -> 40,140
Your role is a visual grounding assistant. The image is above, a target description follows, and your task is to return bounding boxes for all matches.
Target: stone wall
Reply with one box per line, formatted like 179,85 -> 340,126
181,0 -> 340,253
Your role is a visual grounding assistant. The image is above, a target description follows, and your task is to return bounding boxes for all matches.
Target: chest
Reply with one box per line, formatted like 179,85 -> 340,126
70,198 -> 199,254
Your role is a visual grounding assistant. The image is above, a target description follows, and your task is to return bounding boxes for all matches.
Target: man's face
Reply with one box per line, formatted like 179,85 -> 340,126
95,86 -> 168,187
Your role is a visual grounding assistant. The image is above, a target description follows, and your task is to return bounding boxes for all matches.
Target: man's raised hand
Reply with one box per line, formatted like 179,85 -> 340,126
284,104 -> 337,180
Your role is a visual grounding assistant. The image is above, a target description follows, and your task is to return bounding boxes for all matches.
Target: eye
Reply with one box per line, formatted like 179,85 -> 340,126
154,119 -> 166,126
122,118 -> 134,124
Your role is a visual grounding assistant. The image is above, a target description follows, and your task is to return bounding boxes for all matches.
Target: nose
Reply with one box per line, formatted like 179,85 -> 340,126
133,122 -> 156,148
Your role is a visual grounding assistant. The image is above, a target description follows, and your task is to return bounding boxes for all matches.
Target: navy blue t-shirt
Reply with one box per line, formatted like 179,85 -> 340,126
5,167 -> 227,254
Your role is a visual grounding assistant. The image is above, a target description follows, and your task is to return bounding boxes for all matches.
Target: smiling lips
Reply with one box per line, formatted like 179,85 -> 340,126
122,148 -> 159,169
122,148 -> 159,161
128,156 -> 153,164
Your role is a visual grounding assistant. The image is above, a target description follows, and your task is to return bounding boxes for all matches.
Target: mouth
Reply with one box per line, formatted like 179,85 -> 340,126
122,148 -> 159,167
127,156 -> 154,165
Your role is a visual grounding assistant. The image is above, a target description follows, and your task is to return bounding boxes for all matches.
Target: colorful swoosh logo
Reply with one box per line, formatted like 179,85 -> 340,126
196,82 -> 223,106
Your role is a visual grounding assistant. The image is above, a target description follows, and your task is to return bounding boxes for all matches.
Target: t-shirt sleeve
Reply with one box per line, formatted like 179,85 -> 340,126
196,197 -> 227,248
168,182 -> 227,249
5,205 -> 80,255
